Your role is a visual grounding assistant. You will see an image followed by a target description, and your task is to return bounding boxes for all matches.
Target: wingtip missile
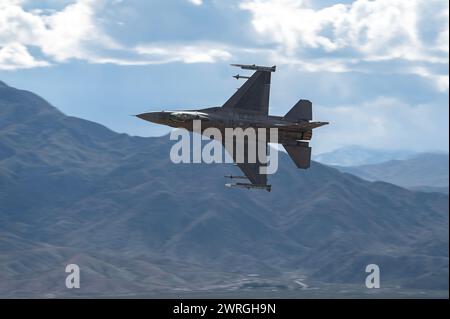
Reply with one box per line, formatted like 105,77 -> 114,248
233,74 -> 250,80
224,175 -> 248,179
231,64 -> 276,72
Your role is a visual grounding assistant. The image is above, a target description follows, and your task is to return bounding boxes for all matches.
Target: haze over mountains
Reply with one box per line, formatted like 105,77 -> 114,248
313,145 -> 418,166
0,81 -> 448,298
334,154 -> 449,194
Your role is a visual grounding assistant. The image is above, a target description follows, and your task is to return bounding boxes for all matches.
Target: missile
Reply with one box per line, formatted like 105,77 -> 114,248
233,74 -> 250,80
231,64 -> 276,72
224,175 -> 248,179
225,182 -> 272,192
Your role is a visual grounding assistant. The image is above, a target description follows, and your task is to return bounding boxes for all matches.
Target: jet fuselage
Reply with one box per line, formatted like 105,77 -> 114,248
137,107 -> 327,144
136,63 -> 329,190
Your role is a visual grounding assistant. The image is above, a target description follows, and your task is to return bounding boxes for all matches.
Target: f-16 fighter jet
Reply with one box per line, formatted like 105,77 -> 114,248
136,64 -> 329,191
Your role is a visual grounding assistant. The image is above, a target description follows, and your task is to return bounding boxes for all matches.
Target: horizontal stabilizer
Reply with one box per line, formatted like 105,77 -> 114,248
283,142 -> 311,169
284,99 -> 312,121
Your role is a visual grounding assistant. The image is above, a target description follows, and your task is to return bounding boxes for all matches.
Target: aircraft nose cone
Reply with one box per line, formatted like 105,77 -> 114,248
135,112 -> 162,123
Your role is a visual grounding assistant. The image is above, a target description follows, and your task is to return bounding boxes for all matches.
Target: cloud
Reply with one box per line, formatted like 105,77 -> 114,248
188,0 -> 203,5
0,0 -> 116,68
82,43 -> 232,65
0,0 -> 448,92
39,0 -> 120,62
0,0 -> 231,70
240,0 -> 449,91
0,43 -> 50,70
313,96 -> 449,153
135,43 -> 231,64
411,66 -> 449,92
240,0 -> 448,59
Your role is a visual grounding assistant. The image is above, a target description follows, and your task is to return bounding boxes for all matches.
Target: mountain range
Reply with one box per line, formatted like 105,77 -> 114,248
0,80 -> 448,298
334,154 -> 449,194
313,145 -> 418,166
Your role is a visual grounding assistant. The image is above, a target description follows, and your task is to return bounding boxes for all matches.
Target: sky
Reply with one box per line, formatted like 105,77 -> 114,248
0,0 -> 448,154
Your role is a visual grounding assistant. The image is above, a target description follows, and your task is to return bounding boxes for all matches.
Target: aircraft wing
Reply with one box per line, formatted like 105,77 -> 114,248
222,70 -> 272,115
235,162 -> 267,186
222,135 -> 268,186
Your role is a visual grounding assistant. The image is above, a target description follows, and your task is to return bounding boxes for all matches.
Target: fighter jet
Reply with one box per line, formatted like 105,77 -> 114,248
136,64 -> 328,191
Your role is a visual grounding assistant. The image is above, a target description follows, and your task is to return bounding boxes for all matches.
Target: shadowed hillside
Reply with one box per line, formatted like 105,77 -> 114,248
0,81 -> 448,298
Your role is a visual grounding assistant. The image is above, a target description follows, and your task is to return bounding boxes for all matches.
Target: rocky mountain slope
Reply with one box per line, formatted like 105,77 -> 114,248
0,81 -> 448,297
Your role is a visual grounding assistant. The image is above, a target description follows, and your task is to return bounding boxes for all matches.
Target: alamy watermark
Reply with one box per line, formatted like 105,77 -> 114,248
169,120 -> 279,174
65,264 -> 80,289
365,264 -> 380,288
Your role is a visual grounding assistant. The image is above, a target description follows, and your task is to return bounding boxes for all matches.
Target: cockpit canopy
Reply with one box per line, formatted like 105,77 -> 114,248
169,111 -> 209,122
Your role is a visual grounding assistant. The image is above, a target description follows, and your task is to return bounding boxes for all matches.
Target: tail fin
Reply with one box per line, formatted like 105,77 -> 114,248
283,142 -> 311,169
284,99 -> 312,121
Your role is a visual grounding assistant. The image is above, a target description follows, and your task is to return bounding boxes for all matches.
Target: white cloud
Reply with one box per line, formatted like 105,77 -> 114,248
0,0 -> 117,68
0,0 -> 231,69
240,0 -> 448,59
411,66 -> 449,92
240,0 -> 449,91
0,42 -> 50,70
272,54 -> 353,72
240,0 -> 347,52
0,0 -> 26,5
39,0 -> 120,62
0,2 -> 46,46
313,96 -> 449,153
0,0 -> 447,94
135,44 -> 231,64
188,0 -> 203,5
